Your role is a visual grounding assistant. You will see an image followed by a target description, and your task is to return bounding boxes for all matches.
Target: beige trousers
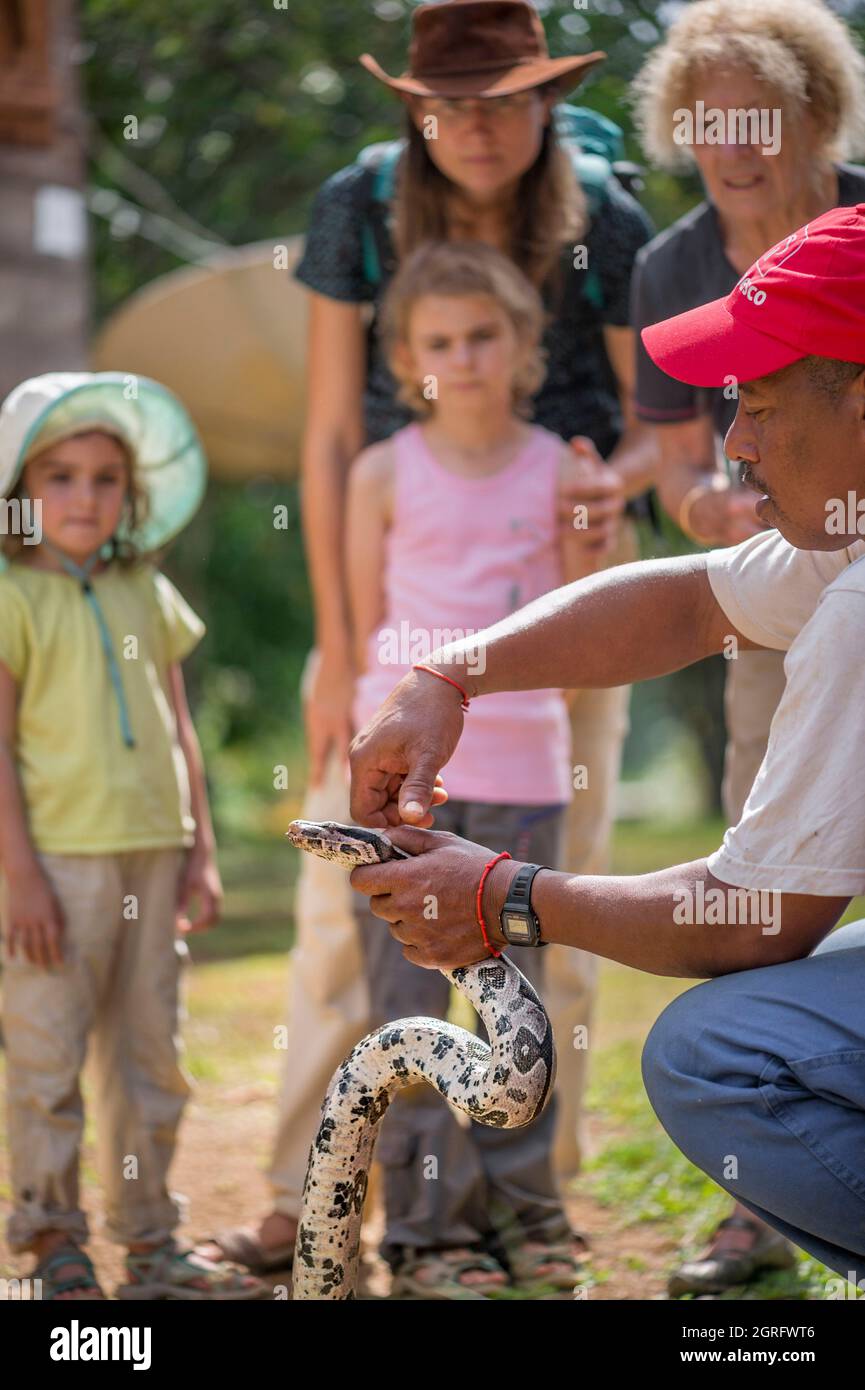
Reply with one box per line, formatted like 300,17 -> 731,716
269,528 -> 637,1214
722,647 -> 787,825
1,849 -> 190,1253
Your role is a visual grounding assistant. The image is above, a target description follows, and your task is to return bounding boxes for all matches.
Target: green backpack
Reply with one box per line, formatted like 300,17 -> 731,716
357,103 -> 628,310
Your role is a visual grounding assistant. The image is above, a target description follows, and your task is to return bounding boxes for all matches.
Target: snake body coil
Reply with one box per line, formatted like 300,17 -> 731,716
286,818 -> 556,1301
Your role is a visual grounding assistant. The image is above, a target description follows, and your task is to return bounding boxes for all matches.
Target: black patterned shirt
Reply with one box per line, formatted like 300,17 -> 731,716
294,153 -> 654,458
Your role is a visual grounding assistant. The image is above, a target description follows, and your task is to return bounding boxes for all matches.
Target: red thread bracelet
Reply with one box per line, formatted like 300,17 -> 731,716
412,663 -> 470,711
476,851 -> 511,958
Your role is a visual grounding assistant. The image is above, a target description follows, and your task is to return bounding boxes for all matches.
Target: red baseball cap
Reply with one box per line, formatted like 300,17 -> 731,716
641,203 -> 865,388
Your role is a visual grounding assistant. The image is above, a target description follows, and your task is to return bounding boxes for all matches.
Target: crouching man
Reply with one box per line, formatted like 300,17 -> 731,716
348,205 -> 865,1285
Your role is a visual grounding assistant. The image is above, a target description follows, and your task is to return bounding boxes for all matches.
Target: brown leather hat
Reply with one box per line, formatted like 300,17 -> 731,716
360,0 -> 605,100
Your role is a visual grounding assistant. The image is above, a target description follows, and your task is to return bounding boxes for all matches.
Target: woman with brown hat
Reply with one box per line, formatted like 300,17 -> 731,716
202,0 -> 657,1298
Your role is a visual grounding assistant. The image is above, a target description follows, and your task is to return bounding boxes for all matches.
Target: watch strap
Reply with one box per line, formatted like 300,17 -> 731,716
501,862 -> 548,947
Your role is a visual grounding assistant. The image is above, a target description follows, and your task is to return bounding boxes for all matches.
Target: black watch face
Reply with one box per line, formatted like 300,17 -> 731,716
503,911 -> 534,945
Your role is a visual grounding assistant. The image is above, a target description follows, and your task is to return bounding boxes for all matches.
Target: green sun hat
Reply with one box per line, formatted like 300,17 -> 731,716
0,371 -> 207,553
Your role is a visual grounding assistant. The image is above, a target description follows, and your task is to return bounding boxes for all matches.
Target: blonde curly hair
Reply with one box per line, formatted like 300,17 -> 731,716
632,0 -> 865,172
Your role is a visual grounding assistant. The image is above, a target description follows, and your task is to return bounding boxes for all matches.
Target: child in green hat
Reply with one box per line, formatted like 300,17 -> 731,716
0,372 -> 263,1300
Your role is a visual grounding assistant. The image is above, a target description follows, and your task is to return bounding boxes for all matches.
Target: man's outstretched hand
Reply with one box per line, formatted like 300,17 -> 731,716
348,668 -> 465,827
350,825 -> 519,970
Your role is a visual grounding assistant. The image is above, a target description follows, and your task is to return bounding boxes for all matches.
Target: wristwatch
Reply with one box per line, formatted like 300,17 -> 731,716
500,863 -> 548,947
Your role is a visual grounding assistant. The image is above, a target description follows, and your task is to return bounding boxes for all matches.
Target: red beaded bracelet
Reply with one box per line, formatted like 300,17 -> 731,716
412,663 -> 470,711
475,851 -> 511,958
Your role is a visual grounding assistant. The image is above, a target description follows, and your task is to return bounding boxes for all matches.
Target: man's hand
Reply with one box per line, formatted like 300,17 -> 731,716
350,825 -> 519,970
177,849 -> 224,934
558,436 -> 625,560
349,669 -> 461,827
303,648 -> 355,787
5,860 -> 65,968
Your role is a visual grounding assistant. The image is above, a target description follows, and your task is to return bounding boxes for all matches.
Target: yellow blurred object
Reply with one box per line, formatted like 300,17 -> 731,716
92,238 -> 308,480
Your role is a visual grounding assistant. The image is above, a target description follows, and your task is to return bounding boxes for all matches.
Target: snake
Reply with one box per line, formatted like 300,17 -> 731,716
285,818 -> 557,1301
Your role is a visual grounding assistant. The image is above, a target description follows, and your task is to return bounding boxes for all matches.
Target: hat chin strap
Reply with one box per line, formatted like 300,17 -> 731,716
39,533 -> 136,751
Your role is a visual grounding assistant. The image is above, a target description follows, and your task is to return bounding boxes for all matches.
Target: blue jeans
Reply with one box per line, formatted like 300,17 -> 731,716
642,920 -> 865,1283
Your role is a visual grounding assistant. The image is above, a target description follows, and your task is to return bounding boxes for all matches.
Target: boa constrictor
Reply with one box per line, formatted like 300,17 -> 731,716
285,818 -> 556,1301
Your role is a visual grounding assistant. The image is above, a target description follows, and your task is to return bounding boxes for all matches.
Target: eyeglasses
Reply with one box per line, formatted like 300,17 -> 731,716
421,92 -> 539,123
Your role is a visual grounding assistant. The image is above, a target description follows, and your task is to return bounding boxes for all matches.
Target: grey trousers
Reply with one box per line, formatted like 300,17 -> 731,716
355,798 -> 572,1266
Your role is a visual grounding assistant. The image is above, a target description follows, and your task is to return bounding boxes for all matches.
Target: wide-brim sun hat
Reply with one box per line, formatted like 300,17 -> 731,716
360,0 -> 606,100
0,371 -> 207,552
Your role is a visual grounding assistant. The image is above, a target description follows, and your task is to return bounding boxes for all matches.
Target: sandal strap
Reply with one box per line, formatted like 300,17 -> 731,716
401,1246 -> 504,1277
126,1240 -> 251,1291
34,1246 -> 102,1296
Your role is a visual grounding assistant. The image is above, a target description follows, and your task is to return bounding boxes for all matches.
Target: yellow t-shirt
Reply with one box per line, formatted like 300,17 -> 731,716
0,561 -> 205,854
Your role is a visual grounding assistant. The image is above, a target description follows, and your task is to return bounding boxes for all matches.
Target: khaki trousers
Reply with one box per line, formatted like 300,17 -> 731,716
269,528 -> 636,1213
722,647 -> 787,825
2,849 -> 190,1253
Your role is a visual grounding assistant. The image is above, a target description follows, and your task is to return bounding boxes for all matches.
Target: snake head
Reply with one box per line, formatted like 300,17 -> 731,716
286,819 -> 401,866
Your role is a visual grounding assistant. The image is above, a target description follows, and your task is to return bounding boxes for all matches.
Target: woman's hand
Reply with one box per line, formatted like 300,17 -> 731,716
349,669 -> 461,827
686,483 -> 769,547
559,436 -> 625,561
350,825 -> 519,970
303,647 -> 355,787
4,859 -> 65,968
177,848 -> 224,934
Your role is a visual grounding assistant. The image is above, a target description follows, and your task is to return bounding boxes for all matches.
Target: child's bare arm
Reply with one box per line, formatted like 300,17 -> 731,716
0,662 -> 64,967
345,442 -> 394,675
168,662 -> 223,933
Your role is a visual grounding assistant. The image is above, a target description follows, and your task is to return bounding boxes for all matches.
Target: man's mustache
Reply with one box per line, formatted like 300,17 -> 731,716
738,461 -> 770,497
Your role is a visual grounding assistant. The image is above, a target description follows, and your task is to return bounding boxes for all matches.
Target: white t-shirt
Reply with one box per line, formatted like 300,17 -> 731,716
705,530 -> 865,896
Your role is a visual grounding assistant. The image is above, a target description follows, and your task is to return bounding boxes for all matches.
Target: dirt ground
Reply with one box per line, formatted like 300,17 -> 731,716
0,1058 -> 681,1301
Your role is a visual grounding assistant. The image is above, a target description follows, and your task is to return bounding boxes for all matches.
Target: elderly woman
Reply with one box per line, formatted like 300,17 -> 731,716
630,0 -> 865,1296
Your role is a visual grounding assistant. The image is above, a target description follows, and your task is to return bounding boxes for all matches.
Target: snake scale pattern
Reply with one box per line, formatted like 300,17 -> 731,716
285,818 -> 557,1300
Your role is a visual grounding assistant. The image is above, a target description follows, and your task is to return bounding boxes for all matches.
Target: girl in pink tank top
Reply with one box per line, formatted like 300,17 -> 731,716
348,245 -> 593,808
343,243 -> 598,1292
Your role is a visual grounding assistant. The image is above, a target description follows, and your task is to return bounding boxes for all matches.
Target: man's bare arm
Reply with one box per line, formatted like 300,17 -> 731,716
349,554 -> 765,825
435,554 -> 763,700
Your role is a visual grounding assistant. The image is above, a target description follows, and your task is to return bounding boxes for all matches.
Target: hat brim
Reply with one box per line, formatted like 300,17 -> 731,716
640,295 -> 805,389
10,374 -> 207,553
359,50 -> 606,99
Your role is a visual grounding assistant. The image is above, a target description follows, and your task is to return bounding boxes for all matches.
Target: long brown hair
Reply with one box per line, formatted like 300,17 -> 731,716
392,110 -> 588,295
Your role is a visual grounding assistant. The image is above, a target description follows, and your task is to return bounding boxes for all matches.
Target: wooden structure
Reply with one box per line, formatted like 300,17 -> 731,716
0,0 -> 88,400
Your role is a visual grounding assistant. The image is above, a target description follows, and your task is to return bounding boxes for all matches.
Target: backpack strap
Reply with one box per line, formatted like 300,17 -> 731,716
358,141 -> 402,289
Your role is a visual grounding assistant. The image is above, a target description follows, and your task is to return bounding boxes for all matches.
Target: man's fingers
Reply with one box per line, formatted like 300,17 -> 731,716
385,824 -> 443,856
398,751 -> 443,822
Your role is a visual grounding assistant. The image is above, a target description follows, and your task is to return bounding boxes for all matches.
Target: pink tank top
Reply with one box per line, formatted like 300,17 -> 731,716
353,422 -> 571,806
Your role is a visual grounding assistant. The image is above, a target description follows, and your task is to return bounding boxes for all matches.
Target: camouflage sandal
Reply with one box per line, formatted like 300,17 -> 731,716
117,1239 -> 267,1300
32,1244 -> 106,1300
506,1236 -> 589,1294
390,1246 -> 509,1300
